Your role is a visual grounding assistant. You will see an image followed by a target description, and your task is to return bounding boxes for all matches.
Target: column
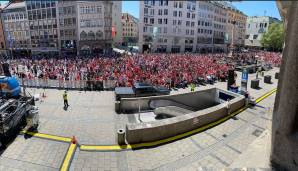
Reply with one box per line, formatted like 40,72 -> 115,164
271,1 -> 298,170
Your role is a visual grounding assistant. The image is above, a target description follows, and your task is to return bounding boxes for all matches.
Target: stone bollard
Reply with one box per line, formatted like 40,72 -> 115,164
115,101 -> 121,114
251,79 -> 260,89
117,129 -> 126,145
264,75 -> 272,84
275,72 -> 279,79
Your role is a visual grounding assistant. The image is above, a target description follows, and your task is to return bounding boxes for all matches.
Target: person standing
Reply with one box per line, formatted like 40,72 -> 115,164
63,90 -> 69,107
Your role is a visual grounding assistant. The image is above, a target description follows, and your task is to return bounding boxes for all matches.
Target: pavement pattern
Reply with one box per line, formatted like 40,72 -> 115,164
0,68 -> 279,171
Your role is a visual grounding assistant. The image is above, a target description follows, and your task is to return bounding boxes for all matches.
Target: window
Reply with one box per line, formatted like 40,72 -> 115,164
178,11 -> 182,17
150,9 -> 154,15
143,26 -> 147,32
144,8 -> 148,15
192,13 -> 195,19
52,8 -> 56,18
47,8 -> 51,18
158,18 -> 162,24
173,11 -> 177,17
186,21 -> 190,26
179,2 -> 183,8
264,23 -> 267,27
163,18 -> 168,24
150,18 -> 154,24
158,9 -> 162,15
187,13 -> 190,18
164,9 -> 168,15
164,27 -> 167,33
253,34 -> 258,39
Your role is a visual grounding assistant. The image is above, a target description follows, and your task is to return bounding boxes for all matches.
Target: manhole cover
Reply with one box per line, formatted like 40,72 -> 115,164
252,129 -> 263,137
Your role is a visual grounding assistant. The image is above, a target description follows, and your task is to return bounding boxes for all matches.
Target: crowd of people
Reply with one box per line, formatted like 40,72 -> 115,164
4,51 -> 282,89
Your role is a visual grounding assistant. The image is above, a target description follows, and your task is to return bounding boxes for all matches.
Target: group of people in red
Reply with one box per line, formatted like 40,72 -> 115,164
6,51 -> 282,88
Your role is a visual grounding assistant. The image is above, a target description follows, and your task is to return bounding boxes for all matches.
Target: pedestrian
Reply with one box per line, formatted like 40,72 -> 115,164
190,83 -> 195,92
63,90 -> 69,107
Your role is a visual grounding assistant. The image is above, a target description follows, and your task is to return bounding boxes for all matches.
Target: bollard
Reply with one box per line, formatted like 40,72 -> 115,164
117,129 -> 126,145
115,101 -> 121,114
275,72 -> 279,79
264,75 -> 272,84
251,79 -> 260,89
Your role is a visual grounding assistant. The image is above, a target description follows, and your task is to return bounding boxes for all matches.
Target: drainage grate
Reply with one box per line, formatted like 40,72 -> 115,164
252,129 -> 263,137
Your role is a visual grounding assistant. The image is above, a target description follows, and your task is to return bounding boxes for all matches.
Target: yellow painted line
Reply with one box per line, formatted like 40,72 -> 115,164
255,88 -> 277,103
80,88 -> 277,152
21,130 -> 72,143
60,143 -> 77,171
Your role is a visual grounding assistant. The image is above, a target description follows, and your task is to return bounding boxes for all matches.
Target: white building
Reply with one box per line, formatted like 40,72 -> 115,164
112,1 -> 122,47
139,0 -> 228,53
245,16 -> 281,47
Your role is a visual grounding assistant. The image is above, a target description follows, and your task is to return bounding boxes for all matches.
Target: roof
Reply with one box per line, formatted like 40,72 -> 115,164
5,1 -> 25,10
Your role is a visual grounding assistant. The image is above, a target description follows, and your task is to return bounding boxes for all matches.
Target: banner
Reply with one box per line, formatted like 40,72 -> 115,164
241,68 -> 248,93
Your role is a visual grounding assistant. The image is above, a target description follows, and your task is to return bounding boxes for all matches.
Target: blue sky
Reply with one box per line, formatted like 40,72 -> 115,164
122,1 -> 281,20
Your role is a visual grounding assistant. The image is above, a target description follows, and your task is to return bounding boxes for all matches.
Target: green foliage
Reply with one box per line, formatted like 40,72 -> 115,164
260,22 -> 285,51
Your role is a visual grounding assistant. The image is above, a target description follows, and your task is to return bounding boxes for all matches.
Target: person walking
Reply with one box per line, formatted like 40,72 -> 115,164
63,90 -> 69,107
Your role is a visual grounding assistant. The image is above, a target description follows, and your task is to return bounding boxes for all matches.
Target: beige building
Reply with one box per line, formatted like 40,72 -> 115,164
226,5 -> 247,49
122,13 -> 138,46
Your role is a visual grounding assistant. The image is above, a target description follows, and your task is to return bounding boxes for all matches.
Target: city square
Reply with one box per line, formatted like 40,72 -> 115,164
0,0 -> 297,171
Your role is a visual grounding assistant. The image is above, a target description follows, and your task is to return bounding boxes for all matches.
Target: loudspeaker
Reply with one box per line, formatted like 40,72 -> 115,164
227,69 -> 235,89
2,63 -> 11,77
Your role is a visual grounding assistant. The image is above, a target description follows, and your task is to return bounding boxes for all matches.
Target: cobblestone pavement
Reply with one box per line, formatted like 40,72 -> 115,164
0,68 -> 279,170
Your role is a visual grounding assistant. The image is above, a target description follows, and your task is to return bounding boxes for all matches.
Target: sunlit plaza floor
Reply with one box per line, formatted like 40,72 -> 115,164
0,68 -> 279,171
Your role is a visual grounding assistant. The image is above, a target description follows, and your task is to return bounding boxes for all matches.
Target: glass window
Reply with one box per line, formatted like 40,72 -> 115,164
42,9 -> 46,19
32,2 -> 36,9
51,1 -> 55,7
41,1 -> 45,8
47,8 -> 51,18
52,8 -> 56,18
36,1 -> 40,9
46,1 -> 51,7
37,10 -> 41,19
27,1 -> 32,10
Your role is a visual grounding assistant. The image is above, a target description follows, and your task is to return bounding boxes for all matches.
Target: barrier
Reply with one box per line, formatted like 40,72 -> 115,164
16,77 -> 117,91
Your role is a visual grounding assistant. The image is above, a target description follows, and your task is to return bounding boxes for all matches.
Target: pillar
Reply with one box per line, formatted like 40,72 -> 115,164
271,1 -> 298,170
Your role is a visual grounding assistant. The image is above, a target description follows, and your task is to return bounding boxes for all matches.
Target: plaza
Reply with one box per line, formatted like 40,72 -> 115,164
0,68 -> 279,171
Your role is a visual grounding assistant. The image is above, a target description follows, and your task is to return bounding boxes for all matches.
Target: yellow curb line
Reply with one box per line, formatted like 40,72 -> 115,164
80,88 -> 277,151
60,143 -> 77,171
255,88 -> 277,103
21,130 -> 72,143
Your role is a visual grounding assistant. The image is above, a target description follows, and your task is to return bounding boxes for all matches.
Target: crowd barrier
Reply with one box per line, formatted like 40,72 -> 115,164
16,77 -> 117,91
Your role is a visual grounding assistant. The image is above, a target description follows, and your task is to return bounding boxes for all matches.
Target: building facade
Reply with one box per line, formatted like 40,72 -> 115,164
245,16 -> 281,47
139,0 -> 230,53
58,1 -> 77,56
225,4 -> 247,49
122,13 -> 138,46
0,4 -> 7,56
26,1 -> 59,56
1,1 -> 30,57
76,1 -> 113,55
112,1 -> 122,47
1,1 -> 114,57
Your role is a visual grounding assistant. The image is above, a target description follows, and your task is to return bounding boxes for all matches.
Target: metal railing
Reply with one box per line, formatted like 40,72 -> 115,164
16,77 -> 117,91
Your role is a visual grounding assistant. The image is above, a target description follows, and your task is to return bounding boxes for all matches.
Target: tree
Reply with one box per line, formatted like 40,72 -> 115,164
260,22 -> 285,51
